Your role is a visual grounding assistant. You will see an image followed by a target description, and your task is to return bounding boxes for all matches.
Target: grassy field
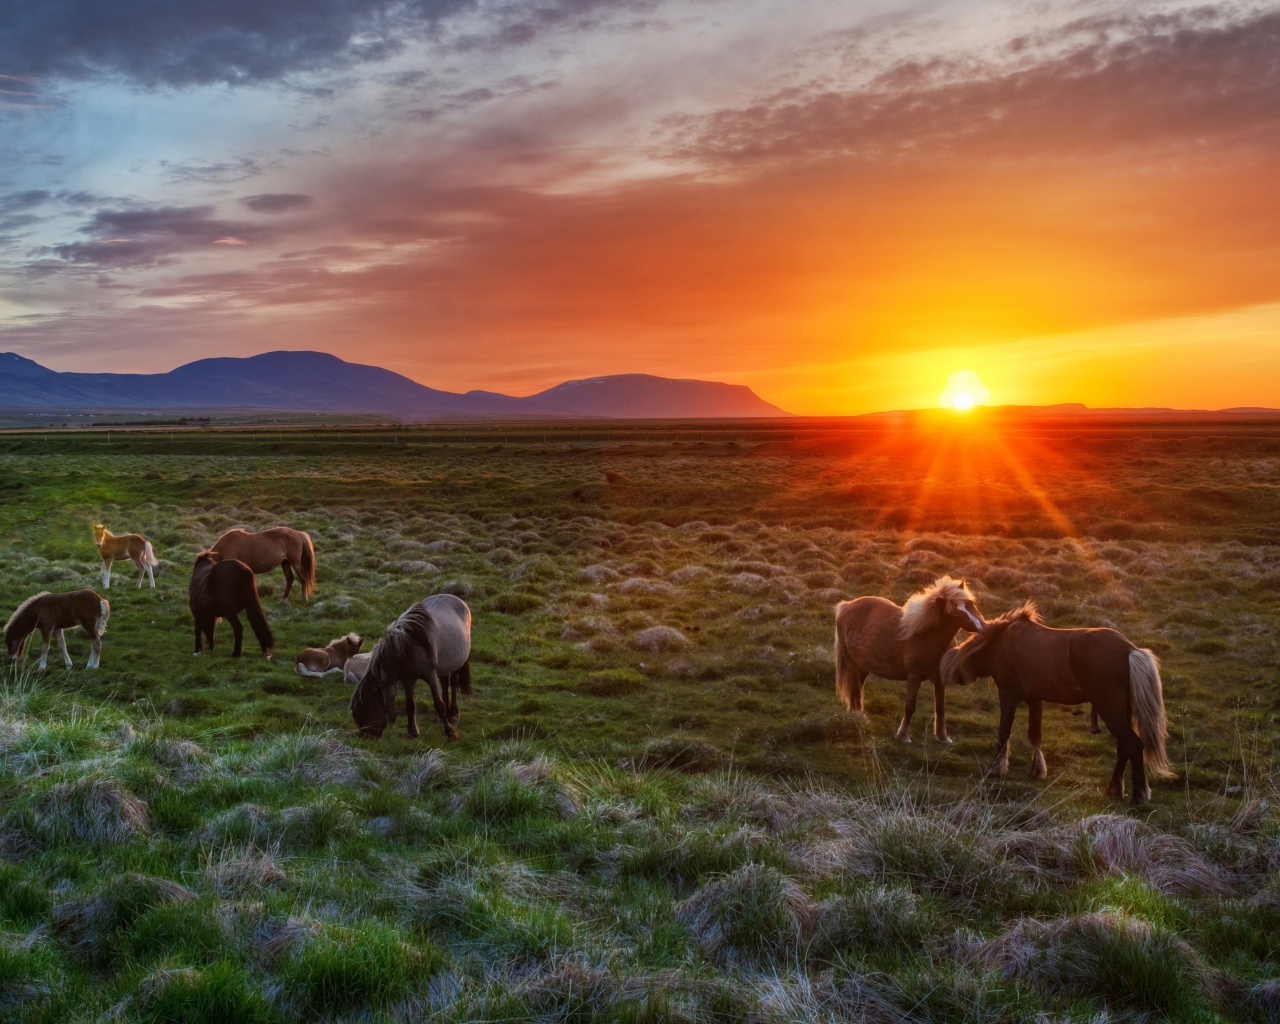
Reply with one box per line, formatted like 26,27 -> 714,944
1,420 -> 1277,1022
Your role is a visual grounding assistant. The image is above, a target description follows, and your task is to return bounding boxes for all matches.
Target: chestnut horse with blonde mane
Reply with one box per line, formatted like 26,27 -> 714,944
834,576 -> 986,743
5,590 -> 109,669
941,602 -> 1171,804
93,523 -> 159,589
210,527 -> 315,601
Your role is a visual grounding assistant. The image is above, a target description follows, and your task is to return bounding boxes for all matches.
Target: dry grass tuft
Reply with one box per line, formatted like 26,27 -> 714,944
254,731 -> 374,787
398,748 -> 452,794
204,846 -> 287,894
34,771 -> 150,845
631,626 -> 689,652
53,874 -> 195,965
676,862 -> 813,966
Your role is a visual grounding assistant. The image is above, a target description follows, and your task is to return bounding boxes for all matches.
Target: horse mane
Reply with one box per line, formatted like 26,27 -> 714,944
943,600 -> 1040,683
379,604 -> 435,666
899,576 -> 976,639
988,600 -> 1041,627
4,592 -> 51,642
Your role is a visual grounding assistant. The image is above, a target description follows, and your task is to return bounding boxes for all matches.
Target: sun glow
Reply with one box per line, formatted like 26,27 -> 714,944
939,370 -> 991,411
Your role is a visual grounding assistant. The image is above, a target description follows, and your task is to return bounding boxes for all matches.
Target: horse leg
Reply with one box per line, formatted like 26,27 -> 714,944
424,669 -> 456,741
404,679 -> 420,739
146,560 -> 155,588
88,628 -> 101,669
931,679 -> 952,744
280,560 -> 294,601
989,690 -> 1018,777
37,629 -> 52,670
135,557 -> 146,588
447,673 -> 460,725
227,614 -> 244,657
1028,699 -> 1047,779
1125,725 -> 1150,805
57,630 -> 73,670
102,558 -> 112,589
1100,714 -> 1127,799
895,674 -> 923,743
194,618 -> 203,655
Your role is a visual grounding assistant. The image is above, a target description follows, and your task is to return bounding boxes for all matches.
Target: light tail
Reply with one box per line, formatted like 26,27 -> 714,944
299,533 -> 316,599
96,600 -> 110,638
144,540 -> 159,567
1129,648 -> 1173,779
834,609 -> 857,711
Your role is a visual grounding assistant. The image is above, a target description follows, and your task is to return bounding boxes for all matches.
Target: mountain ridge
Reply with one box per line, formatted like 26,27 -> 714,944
0,350 -> 792,419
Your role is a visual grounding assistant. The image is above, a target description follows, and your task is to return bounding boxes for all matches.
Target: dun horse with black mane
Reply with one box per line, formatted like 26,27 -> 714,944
941,602 -> 1171,804
351,594 -> 471,739
834,576 -> 986,743
210,527 -> 315,601
188,551 -> 275,658
5,590 -> 109,669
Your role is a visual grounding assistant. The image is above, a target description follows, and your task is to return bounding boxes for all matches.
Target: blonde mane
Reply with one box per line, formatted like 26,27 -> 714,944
899,576 -> 977,639
4,591 -> 52,639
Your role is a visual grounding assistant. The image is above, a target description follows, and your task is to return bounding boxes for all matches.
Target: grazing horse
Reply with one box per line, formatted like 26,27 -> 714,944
210,527 -> 315,601
834,576 -> 986,743
295,633 -> 363,678
940,602 -> 1172,804
5,590 -> 109,669
351,595 -> 471,740
93,523 -> 159,589
188,552 -> 274,658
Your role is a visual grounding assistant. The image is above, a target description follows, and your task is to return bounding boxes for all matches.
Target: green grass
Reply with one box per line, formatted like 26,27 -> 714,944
0,422 -> 1278,1021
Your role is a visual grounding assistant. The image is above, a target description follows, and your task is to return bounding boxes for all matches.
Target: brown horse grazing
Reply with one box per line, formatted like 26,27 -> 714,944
188,552 -> 274,658
93,523 -> 159,589
834,576 -> 986,743
210,527 -> 315,601
351,594 -> 471,740
941,602 -> 1172,804
295,633 -> 363,677
5,590 -> 109,669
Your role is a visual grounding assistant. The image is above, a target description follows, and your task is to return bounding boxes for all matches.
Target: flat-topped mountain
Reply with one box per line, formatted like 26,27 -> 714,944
0,350 -> 792,419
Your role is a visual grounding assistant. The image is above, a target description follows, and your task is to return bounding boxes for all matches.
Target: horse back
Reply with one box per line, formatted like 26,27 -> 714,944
834,595 -> 908,679
417,594 -> 471,674
1067,628 -> 1135,696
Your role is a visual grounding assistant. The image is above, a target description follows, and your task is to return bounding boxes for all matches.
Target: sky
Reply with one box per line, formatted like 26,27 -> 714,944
1,0 -> 1278,414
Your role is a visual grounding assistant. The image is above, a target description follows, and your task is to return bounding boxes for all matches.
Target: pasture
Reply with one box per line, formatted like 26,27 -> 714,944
1,420 -> 1277,1022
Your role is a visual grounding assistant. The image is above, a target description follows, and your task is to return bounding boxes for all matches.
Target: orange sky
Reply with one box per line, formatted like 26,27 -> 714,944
2,1 -> 1279,413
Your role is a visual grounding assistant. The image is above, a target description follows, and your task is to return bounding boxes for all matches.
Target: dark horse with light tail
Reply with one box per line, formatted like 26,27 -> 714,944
188,551 -> 274,658
834,576 -> 986,743
941,602 -> 1171,804
351,594 -> 472,740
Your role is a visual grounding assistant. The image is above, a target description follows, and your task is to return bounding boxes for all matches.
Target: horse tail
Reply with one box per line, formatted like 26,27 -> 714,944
1129,648 -> 1172,779
298,532 -> 316,599
833,605 -> 857,711
456,658 -> 472,697
143,540 -> 159,567
245,591 -> 275,656
96,599 -> 110,638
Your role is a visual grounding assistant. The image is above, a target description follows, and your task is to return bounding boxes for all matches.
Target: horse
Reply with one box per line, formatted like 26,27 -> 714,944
834,576 -> 987,743
295,633 -> 363,678
343,651 -> 372,686
350,594 -> 472,740
93,523 -> 159,589
188,551 -> 274,658
940,602 -> 1172,804
5,590 -> 109,669
210,527 -> 315,601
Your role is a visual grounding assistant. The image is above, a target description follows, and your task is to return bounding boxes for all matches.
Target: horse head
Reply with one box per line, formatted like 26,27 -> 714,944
350,652 -> 396,738
943,579 -> 988,634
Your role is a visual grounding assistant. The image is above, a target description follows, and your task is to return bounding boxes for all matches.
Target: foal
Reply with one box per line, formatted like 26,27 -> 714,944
5,590 -> 109,669
93,523 -> 159,589
295,633 -> 364,677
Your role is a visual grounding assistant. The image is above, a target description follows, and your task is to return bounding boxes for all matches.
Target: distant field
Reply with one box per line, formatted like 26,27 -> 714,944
1,421 -> 1278,1022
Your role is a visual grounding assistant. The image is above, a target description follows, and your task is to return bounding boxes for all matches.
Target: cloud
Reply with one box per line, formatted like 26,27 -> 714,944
49,204 -> 270,267
241,192 -> 315,213
670,6 -> 1280,169
160,155 -> 276,184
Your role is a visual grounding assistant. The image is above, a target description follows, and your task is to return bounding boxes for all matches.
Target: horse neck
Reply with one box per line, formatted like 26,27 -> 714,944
911,617 -> 960,655
6,600 -> 42,642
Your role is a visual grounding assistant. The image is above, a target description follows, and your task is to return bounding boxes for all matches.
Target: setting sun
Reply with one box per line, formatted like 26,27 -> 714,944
939,370 -> 992,411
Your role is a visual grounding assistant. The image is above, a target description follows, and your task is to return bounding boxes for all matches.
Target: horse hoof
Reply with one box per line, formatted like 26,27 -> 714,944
934,735 -> 953,745
896,734 -> 912,745
1131,789 -> 1151,806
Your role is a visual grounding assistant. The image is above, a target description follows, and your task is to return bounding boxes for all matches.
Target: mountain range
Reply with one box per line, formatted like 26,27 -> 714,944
0,350 -> 791,420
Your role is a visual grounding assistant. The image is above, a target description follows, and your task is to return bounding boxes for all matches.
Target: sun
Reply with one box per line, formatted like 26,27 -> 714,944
939,370 -> 992,411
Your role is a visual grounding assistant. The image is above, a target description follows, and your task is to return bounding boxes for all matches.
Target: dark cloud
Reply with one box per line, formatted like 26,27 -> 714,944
241,192 -> 315,213
160,155 -> 276,184
672,7 -> 1280,167
49,204 -> 270,267
0,0 -> 472,88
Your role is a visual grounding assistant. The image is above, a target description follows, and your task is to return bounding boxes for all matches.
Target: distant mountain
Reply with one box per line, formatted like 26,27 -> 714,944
528,374 -> 789,418
0,350 -> 792,420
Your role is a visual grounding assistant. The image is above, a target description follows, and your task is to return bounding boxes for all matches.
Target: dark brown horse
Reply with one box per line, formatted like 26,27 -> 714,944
5,590 -> 109,669
834,576 -> 986,743
210,527 -> 315,601
188,552 -> 274,658
941,602 -> 1171,804
351,594 -> 471,740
